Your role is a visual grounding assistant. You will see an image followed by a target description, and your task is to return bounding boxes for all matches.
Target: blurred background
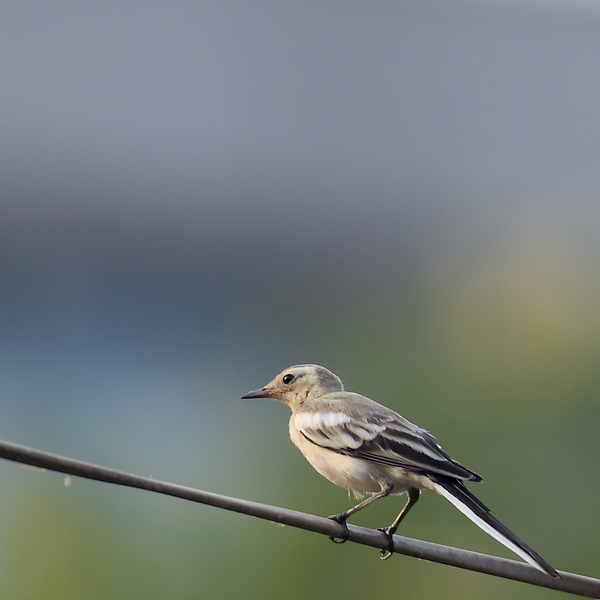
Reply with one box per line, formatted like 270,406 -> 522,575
1,1 -> 599,598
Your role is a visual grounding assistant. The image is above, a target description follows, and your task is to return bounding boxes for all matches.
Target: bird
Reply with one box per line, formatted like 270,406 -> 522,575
241,363 -> 559,577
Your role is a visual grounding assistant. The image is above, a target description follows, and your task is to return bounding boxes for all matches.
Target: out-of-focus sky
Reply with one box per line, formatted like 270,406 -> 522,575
1,2 -> 599,598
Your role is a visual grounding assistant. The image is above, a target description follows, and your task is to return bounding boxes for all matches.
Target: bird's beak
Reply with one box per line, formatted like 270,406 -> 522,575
241,386 -> 276,399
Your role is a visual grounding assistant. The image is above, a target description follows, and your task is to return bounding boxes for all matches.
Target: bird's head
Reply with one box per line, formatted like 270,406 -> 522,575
241,364 -> 343,410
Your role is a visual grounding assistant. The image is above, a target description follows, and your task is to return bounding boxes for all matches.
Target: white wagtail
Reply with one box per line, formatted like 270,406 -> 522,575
242,364 -> 558,577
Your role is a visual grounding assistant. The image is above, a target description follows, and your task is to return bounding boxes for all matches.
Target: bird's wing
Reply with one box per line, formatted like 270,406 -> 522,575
293,398 -> 480,481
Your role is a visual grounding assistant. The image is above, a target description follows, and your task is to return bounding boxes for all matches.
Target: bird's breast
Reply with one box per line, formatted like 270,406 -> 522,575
288,415 -> 427,494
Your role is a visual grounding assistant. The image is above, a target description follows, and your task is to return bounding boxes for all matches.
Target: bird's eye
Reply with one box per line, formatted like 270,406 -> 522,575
282,374 -> 295,384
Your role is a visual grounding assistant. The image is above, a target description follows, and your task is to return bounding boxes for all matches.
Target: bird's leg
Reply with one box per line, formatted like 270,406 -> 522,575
328,482 -> 393,544
378,488 -> 420,559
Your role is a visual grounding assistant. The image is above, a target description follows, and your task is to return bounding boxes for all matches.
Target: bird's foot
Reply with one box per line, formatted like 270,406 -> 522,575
327,513 -> 350,544
377,527 -> 395,559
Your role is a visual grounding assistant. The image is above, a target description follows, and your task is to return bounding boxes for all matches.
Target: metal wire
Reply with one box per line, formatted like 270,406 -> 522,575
0,439 -> 598,598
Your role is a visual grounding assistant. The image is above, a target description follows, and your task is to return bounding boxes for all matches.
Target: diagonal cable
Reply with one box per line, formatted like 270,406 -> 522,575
0,439 -> 598,598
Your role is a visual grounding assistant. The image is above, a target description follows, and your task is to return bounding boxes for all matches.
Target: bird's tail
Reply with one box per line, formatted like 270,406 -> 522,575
430,476 -> 559,578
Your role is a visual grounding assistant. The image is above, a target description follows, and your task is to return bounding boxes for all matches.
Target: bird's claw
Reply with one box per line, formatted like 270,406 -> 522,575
377,527 -> 395,559
328,514 -> 350,544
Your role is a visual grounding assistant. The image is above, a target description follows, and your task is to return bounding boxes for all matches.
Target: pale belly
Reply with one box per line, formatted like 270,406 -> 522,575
289,419 -> 433,494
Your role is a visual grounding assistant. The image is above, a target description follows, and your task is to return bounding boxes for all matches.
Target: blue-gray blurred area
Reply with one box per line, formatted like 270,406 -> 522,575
1,2 -> 600,598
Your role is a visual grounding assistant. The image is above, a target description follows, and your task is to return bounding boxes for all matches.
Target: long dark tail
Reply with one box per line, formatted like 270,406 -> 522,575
430,476 -> 559,578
